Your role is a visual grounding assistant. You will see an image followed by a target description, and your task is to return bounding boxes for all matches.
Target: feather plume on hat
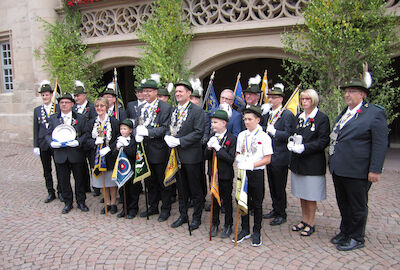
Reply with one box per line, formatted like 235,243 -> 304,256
74,80 -> 85,89
363,62 -> 372,88
190,78 -> 203,96
274,83 -> 285,92
248,74 -> 261,86
219,103 -> 232,119
167,82 -> 174,93
150,73 -> 161,84
38,80 -> 51,92
107,82 -> 115,89
141,78 -> 146,84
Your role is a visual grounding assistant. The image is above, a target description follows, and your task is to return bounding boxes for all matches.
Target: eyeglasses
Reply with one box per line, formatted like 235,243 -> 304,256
95,104 -> 106,108
345,89 -> 361,94
221,96 -> 233,101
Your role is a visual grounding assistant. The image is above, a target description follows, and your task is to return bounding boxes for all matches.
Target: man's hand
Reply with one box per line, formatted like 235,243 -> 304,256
368,172 -> 381,183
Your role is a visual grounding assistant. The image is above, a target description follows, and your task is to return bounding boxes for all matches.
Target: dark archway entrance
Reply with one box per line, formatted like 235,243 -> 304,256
101,66 -> 137,106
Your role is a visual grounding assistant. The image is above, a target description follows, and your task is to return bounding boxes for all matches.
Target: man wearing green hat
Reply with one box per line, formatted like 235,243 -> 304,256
33,80 -> 61,203
328,78 -> 388,251
127,86 -> 146,122
157,87 -> 170,103
263,83 -> 296,226
47,93 -> 89,214
101,82 -> 127,120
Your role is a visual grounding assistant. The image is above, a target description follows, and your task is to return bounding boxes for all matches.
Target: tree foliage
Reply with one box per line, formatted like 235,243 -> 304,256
281,0 -> 400,124
34,4 -> 102,99
133,0 -> 193,86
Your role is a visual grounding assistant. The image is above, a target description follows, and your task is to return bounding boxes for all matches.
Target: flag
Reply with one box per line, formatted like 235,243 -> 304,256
261,72 -> 269,104
51,79 -> 61,114
287,89 -> 300,116
112,148 -> 134,189
133,142 -> 151,183
206,84 -> 219,117
235,169 -> 248,215
164,148 -> 179,187
210,151 -> 221,206
234,81 -> 245,109
92,143 -> 107,177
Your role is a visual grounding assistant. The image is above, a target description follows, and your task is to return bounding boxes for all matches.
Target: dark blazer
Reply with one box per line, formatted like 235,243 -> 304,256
86,116 -> 120,170
227,109 -> 242,137
46,111 -> 87,164
141,100 -> 172,164
290,110 -> 330,175
33,104 -> 60,151
267,109 -> 296,166
202,111 -> 211,145
73,101 -> 97,122
328,101 -> 388,179
110,106 -> 127,121
126,100 -> 145,124
204,132 -> 237,180
169,102 -> 205,164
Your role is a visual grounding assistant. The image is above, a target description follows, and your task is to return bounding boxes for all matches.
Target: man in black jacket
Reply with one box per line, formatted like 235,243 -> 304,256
135,79 -> 173,222
47,93 -> 89,214
263,84 -> 296,225
33,81 -> 60,203
164,79 -> 205,231
329,78 -> 388,251
126,86 -> 146,122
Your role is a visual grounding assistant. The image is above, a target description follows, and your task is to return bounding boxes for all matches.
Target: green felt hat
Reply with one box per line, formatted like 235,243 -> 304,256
268,83 -> 285,97
100,88 -> 116,97
190,90 -> 201,98
140,79 -> 159,90
38,83 -> 53,93
120,119 -> 133,129
57,93 -> 75,103
174,79 -> 193,92
211,109 -> 229,122
340,78 -> 368,94
158,87 -> 170,97
243,84 -> 261,94
74,86 -> 86,95
242,105 -> 262,118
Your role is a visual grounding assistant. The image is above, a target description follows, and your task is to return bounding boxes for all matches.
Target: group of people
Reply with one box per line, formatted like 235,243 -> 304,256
33,75 -> 388,251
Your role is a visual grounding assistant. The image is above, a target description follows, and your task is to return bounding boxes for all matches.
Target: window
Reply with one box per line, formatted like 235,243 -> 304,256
1,42 -> 13,92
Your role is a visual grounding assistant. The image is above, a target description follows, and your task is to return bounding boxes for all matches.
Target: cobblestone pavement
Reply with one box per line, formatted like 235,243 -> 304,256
0,142 -> 399,270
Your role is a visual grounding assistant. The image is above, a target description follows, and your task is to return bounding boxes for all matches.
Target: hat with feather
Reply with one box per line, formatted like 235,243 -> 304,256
268,83 -> 285,97
243,75 -> 262,94
38,80 -> 53,93
74,80 -> 86,94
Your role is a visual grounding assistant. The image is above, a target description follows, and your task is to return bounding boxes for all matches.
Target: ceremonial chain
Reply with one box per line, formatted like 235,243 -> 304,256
139,99 -> 159,127
170,102 -> 190,136
92,115 -> 112,145
244,127 -> 260,155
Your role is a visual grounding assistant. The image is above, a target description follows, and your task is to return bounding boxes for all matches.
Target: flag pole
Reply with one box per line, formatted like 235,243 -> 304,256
234,206 -> 240,246
271,83 -> 301,125
113,68 -> 119,120
209,150 -> 216,241
201,71 -> 216,109
258,70 -> 267,106
232,73 -> 241,96
102,171 -> 108,215
123,185 -> 127,218
52,77 -> 58,114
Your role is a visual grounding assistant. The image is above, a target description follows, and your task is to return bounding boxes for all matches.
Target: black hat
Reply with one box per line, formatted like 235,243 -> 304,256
140,79 -> 159,90
57,93 -> 75,103
100,88 -> 116,97
158,87 -> 170,97
268,83 -> 285,97
174,79 -> 193,92
242,105 -> 262,118
211,110 -> 229,122
190,90 -> 201,98
340,78 -> 368,94
120,119 -> 133,129
38,81 -> 53,93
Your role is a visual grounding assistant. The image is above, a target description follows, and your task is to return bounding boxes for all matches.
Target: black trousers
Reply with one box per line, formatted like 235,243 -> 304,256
241,170 -> 265,233
177,162 -> 204,221
39,148 -> 60,195
147,162 -> 172,213
212,178 -> 233,227
333,173 -> 372,243
266,164 -> 288,218
56,161 -> 86,205
121,178 -> 142,215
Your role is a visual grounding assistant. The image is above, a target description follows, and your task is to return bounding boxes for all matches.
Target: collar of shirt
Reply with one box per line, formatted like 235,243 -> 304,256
138,100 -> 146,107
299,107 -> 319,121
79,100 -> 88,109
345,101 -> 363,117
245,124 -> 262,136
215,130 -> 227,140
177,101 -> 190,111
61,112 -> 73,124
270,106 -> 282,118
145,98 -> 157,108
108,105 -> 114,114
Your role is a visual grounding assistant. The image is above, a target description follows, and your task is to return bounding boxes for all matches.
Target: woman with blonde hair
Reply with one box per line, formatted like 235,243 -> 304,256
287,89 -> 330,236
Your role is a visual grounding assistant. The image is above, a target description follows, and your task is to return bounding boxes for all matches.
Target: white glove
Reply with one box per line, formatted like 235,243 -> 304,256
164,135 -> 180,148
261,103 -> 272,115
238,161 -> 254,171
267,124 -> 276,136
136,125 -> 149,137
135,135 -> 143,143
287,141 -> 295,152
100,146 -> 111,156
116,141 -> 123,150
33,147 -> 40,157
207,136 -> 219,148
66,140 -> 79,148
118,136 -> 129,146
95,137 -> 104,145
235,154 -> 246,164
292,144 -> 305,154
51,141 -> 62,149
211,141 -> 221,152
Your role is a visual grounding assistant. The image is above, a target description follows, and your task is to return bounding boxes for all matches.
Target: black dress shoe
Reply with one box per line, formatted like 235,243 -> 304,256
93,188 -> 101,197
220,225 -> 233,239
44,193 -> 56,203
171,216 -> 188,228
263,210 -> 276,219
140,209 -> 159,218
62,204 -> 73,214
58,193 -> 65,203
157,212 -> 170,222
270,216 -> 286,226
117,210 -> 126,218
127,211 -> 137,219
100,205 -> 111,214
336,238 -> 364,251
330,232 -> 348,245
189,220 -> 201,231
77,203 -> 89,212
211,225 -> 218,237
110,205 -> 118,214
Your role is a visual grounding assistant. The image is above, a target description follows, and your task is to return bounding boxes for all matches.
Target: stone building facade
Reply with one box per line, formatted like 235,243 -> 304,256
0,0 -> 399,144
